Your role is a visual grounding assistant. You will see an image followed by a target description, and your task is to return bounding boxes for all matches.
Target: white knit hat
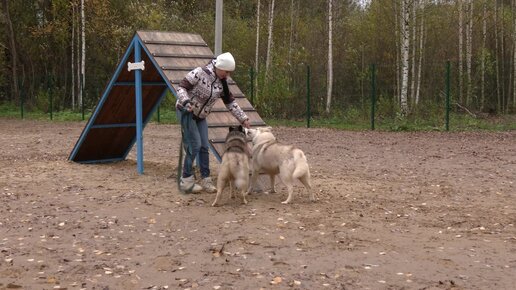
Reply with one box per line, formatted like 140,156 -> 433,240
214,52 -> 235,71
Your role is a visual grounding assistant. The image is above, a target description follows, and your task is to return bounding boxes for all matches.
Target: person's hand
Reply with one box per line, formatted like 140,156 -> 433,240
242,119 -> 251,129
176,100 -> 193,112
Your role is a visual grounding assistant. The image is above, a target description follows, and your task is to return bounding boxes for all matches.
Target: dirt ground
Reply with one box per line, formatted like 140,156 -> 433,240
0,118 -> 514,290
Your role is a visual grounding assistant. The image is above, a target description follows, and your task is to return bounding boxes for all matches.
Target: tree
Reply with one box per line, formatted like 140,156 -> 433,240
400,0 -> 410,115
465,0 -> 473,106
495,0 -> 501,112
458,0 -> 464,104
326,0 -> 333,114
415,0 -> 425,105
2,0 -> 19,103
480,0 -> 487,111
71,0 -> 76,109
255,0 -> 261,100
513,0 -> 516,110
79,0 -> 85,108
265,0 -> 275,82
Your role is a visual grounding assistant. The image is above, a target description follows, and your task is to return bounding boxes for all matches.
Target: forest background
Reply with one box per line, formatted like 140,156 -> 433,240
1,0 -> 516,130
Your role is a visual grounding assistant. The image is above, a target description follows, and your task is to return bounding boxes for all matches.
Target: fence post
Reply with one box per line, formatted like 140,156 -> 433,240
370,64 -> 376,130
81,73 -> 85,121
47,75 -> 53,120
445,61 -> 451,131
19,79 -> 24,119
306,64 -> 311,128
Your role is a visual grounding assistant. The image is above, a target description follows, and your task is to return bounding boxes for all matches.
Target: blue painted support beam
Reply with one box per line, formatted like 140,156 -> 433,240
134,39 -> 144,175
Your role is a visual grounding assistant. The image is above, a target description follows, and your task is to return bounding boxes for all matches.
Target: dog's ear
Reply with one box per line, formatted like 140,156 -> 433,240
238,125 -> 244,132
229,126 -> 235,132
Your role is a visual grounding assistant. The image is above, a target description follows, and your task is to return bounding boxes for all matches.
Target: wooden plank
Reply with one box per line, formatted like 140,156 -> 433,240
73,127 -> 135,162
137,31 -> 204,44
145,44 -> 213,56
142,40 -> 208,47
153,57 -> 209,68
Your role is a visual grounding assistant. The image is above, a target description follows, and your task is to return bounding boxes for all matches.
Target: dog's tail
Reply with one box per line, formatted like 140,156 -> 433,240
292,150 -> 309,179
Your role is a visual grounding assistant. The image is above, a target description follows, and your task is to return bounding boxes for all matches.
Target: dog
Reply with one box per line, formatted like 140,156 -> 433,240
212,125 -> 250,206
246,127 -> 315,204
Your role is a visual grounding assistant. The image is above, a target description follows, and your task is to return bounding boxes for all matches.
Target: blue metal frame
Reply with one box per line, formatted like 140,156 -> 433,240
134,39 -> 144,174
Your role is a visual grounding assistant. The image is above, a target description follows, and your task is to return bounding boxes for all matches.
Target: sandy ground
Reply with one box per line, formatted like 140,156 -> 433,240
0,118 -> 515,290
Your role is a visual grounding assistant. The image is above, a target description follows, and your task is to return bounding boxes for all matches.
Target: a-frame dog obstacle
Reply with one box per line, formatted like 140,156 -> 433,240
69,31 -> 265,174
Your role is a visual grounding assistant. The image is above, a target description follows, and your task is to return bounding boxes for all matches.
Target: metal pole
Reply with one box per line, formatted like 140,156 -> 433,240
20,80 -> 24,119
371,64 -> 376,130
48,76 -> 53,121
250,67 -> 254,105
445,61 -> 451,131
135,40 -> 144,174
306,65 -> 311,128
215,0 -> 223,56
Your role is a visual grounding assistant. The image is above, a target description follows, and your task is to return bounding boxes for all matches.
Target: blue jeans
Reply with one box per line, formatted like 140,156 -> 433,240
177,110 -> 210,179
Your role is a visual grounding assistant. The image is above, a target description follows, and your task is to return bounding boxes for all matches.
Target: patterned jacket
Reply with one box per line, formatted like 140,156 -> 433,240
176,60 -> 248,123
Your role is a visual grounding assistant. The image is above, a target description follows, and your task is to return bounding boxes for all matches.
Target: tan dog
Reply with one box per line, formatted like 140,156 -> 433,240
246,127 -> 315,204
212,126 -> 250,206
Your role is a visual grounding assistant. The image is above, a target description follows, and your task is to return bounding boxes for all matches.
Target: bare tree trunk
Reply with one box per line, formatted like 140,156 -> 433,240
79,0 -> 86,108
501,1 -> 506,112
255,0 -> 260,100
415,0 -> 425,105
481,0 -> 487,111
394,1 -> 400,104
400,0 -> 410,115
458,0 -> 464,104
513,0 -> 516,110
288,0 -> 294,68
265,0 -> 275,82
2,0 -> 19,103
71,0 -> 76,109
410,0 -> 417,105
495,1 -> 501,112
466,0 -> 473,106
326,0 -> 333,114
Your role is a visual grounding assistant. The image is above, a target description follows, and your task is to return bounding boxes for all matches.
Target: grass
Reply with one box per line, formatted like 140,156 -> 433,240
1,102 -> 514,131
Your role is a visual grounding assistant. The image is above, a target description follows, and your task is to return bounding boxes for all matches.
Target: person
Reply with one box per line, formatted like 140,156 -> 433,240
176,52 -> 251,193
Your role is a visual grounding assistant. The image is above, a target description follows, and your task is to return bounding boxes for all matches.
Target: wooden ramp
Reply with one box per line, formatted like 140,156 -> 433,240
69,30 -> 266,173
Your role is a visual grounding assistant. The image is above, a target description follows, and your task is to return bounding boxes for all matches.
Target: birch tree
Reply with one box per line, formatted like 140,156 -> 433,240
394,1 -> 400,103
458,0 -> 464,104
265,0 -> 275,81
501,2 -> 505,112
2,0 -> 19,102
71,0 -> 76,109
288,0 -> 294,67
79,0 -> 86,108
410,0 -> 417,103
480,0 -> 487,110
400,0 -> 410,114
255,0 -> 260,100
495,1 -> 501,112
513,0 -> 516,110
415,0 -> 425,105
326,0 -> 333,114
465,0 -> 473,105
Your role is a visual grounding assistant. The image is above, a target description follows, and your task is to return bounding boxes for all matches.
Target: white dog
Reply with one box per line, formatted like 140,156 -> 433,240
246,127 -> 315,204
